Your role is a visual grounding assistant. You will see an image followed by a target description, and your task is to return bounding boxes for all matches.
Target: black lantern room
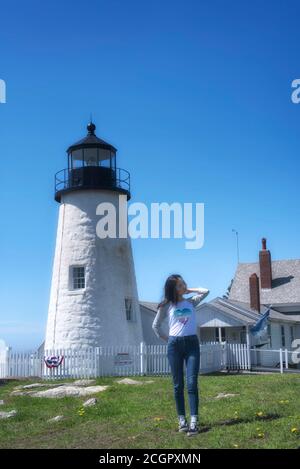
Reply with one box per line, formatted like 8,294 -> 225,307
55,122 -> 131,202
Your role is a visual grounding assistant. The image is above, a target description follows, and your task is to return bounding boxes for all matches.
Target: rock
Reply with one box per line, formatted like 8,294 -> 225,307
73,379 -> 96,387
48,415 -> 64,423
15,382 -> 70,390
11,390 -> 36,396
31,385 -> 109,398
214,392 -> 239,399
22,383 -> 48,389
83,398 -> 97,407
0,410 -> 17,419
0,400 -> 4,405
13,380 -> 96,391
11,381 -> 96,396
116,378 -> 154,385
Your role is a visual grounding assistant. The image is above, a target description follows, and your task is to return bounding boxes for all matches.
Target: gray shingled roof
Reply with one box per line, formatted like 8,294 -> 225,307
139,301 -> 158,312
229,259 -> 300,305
228,300 -> 300,323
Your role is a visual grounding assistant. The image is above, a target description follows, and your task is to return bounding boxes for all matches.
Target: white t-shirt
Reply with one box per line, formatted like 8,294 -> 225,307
168,299 -> 196,337
152,288 -> 210,340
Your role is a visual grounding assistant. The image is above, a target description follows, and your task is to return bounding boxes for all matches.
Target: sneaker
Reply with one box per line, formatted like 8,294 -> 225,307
178,419 -> 189,433
187,422 -> 199,436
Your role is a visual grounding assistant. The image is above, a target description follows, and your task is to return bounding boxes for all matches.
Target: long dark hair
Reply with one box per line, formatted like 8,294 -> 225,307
157,274 -> 186,310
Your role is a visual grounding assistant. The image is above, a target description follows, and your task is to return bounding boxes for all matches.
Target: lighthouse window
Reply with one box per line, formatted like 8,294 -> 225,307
72,266 -> 85,289
125,297 -> 133,321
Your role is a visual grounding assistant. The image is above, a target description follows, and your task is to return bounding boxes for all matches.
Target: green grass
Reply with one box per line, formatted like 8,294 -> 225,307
0,373 -> 300,449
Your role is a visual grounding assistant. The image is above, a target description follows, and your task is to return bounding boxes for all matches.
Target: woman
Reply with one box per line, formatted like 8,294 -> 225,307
152,274 -> 209,436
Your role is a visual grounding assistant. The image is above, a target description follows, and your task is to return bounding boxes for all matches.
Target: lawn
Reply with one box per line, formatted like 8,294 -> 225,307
0,373 -> 300,449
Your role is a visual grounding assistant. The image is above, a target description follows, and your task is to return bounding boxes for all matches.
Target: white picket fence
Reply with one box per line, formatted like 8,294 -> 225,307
226,343 -> 251,370
250,347 -> 300,372
1,343 -> 297,380
0,342 -> 223,379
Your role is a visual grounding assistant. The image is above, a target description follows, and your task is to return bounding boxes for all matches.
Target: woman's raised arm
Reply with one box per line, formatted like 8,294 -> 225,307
185,287 -> 210,308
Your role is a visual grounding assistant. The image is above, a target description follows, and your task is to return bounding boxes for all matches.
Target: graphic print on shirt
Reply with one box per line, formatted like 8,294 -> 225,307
173,307 -> 193,326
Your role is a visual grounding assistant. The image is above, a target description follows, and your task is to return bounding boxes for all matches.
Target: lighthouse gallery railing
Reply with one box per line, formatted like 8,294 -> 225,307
55,166 -> 130,194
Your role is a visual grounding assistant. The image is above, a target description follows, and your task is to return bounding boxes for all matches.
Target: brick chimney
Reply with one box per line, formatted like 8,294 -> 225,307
249,273 -> 260,312
259,237 -> 272,289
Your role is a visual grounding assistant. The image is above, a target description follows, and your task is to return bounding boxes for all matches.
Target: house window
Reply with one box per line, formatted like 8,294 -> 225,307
72,266 -> 85,289
267,324 -> 272,348
125,297 -> 133,321
281,325 -> 285,347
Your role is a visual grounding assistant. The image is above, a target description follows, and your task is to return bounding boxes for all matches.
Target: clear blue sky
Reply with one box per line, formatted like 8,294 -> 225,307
1,0 -> 300,349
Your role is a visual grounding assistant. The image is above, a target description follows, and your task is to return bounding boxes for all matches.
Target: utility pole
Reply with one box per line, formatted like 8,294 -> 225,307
232,229 -> 240,263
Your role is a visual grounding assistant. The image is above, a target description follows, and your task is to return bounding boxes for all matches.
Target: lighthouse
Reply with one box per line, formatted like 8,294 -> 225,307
44,122 -> 144,350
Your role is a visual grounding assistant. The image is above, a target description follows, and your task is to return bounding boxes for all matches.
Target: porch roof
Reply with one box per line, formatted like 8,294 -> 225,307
231,300 -> 300,323
198,297 -> 257,327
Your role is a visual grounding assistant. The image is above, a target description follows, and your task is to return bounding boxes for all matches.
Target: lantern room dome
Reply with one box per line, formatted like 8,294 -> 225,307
67,122 -> 117,154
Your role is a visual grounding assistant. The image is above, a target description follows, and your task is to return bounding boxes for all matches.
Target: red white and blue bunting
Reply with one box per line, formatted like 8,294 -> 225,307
44,355 -> 64,368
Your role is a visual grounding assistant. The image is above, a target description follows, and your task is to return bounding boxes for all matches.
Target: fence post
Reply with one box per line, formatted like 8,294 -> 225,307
223,342 -> 228,370
140,341 -> 146,376
279,348 -> 283,374
0,347 -> 9,378
285,348 -> 289,369
246,326 -> 251,370
5,348 -> 10,378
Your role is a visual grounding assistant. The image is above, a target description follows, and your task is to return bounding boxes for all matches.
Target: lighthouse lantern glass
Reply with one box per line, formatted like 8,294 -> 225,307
70,149 -> 83,168
69,147 -> 116,170
84,148 -> 98,166
98,148 -> 116,170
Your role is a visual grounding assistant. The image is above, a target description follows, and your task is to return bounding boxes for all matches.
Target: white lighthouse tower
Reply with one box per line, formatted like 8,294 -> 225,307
44,122 -> 143,350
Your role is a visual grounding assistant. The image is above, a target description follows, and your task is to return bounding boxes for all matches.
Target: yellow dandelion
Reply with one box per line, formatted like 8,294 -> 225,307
153,417 -> 164,421
291,427 -> 298,434
257,433 -> 265,438
256,411 -> 263,417
233,444 -> 239,448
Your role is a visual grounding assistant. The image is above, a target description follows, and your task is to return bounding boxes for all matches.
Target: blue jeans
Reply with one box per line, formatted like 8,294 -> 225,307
167,334 -> 200,416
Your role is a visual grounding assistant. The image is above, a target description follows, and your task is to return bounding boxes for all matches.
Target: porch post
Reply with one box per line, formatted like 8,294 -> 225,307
279,348 -> 283,374
285,348 -> 288,369
246,325 -> 251,370
218,327 -> 222,343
